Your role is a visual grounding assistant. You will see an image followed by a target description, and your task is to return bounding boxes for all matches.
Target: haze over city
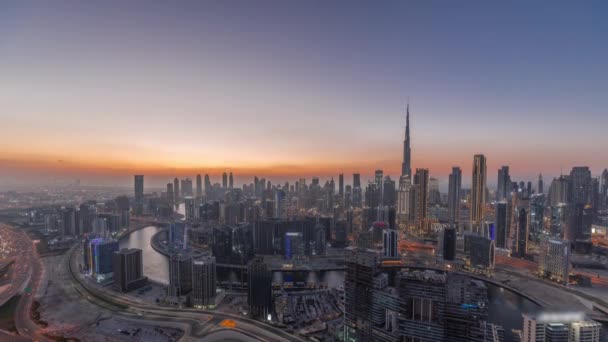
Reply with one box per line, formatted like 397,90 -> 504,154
2,1 -> 608,189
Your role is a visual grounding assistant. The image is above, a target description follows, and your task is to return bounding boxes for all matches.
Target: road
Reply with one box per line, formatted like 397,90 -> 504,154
0,225 -> 33,307
66,245 -> 305,341
12,226 -> 52,342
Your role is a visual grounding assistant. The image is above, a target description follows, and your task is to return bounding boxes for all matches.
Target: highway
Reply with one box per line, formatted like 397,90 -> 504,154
66,245 -> 306,342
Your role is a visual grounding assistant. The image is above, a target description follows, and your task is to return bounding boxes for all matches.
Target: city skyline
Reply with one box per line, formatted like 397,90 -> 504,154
2,2 -> 608,188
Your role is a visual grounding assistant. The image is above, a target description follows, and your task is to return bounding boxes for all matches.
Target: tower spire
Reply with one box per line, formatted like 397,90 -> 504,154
401,101 -> 411,178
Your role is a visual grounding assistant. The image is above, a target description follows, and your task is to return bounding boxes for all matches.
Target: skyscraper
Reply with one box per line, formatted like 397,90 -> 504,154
113,248 -> 147,292
134,175 -> 144,201
222,172 -> 228,189
411,168 -> 429,226
538,173 -> 544,194
497,166 -> 510,200
443,226 -> 456,261
174,177 -> 180,202
339,173 -> 344,198
375,169 -> 384,204
401,103 -> 412,178
538,237 -> 570,284
382,228 -> 398,258
204,174 -> 211,197
168,251 -> 193,300
191,256 -> 217,307
549,175 -> 570,206
229,172 -> 234,189
167,183 -> 174,205
248,257 -> 272,319
495,201 -> 509,249
448,167 -> 462,223
470,154 -> 487,225
570,166 -> 592,205
196,174 -> 202,198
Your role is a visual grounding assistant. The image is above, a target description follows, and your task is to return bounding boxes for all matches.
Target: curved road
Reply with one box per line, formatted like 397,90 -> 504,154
67,245 -> 305,342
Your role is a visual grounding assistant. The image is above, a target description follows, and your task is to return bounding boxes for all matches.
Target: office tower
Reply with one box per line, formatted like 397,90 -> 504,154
89,238 -> 119,279
601,169 -> 608,207
61,207 -> 76,236
196,174 -> 202,198
570,167 -> 592,205
191,256 -> 216,307
182,178 -> 193,197
471,154 -> 487,224
538,237 -> 570,284
382,228 -> 398,258
429,177 -> 441,205
397,175 -> 411,216
497,166 -> 511,201
444,274 -> 491,342
113,248 -> 147,292
248,257 -> 272,319
353,173 -> 361,188
274,189 -> 287,219
526,181 -> 532,197
411,168 -> 429,225
495,201 -> 508,249
375,170 -> 384,203
401,103 -> 412,178
514,197 -> 530,258
229,172 -> 234,189
443,226 -> 456,261
134,175 -> 144,200
344,250 -> 379,341
448,167 -> 462,223
222,172 -> 228,188
549,175 -> 570,206
173,177 -> 180,201
528,195 -> 544,239
168,251 -> 193,299
338,173 -> 344,197
166,183 -> 174,204
382,176 -> 396,206
398,270 -> 447,341
468,234 -> 495,270
184,197 -> 196,222
538,173 -> 544,194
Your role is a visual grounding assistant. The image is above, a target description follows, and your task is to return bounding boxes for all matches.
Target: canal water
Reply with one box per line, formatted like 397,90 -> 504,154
121,225 -> 540,340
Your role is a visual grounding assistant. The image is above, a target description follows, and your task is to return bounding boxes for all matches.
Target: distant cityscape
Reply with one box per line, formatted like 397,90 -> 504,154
1,106 -> 607,342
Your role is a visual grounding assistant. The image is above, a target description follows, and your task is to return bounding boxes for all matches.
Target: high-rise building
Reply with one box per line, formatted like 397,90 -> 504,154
222,172 -> 228,189
353,173 -> 361,188
134,175 -> 144,201
514,197 -> 530,258
174,177 -> 180,202
429,177 -> 441,206
88,238 -> 119,280
401,103 -> 412,178
471,154 -> 487,225
382,176 -> 396,206
448,167 -> 462,223
411,168 -> 429,226
396,175 -> 411,217
191,256 -> 216,307
375,170 -> 384,204
248,257 -> 272,319
497,166 -> 511,201
523,312 -> 601,342
468,234 -> 495,270
168,252 -> 193,299
495,201 -> 509,249
113,248 -> 147,292
570,167 -> 592,205
196,174 -> 202,198
339,173 -> 344,198
601,169 -> 608,207
167,183 -> 174,205
382,228 -> 398,258
443,226 -> 456,261
344,250 -> 379,341
538,173 -> 544,194
538,237 -> 570,284
549,175 -> 570,206
229,172 -> 234,189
